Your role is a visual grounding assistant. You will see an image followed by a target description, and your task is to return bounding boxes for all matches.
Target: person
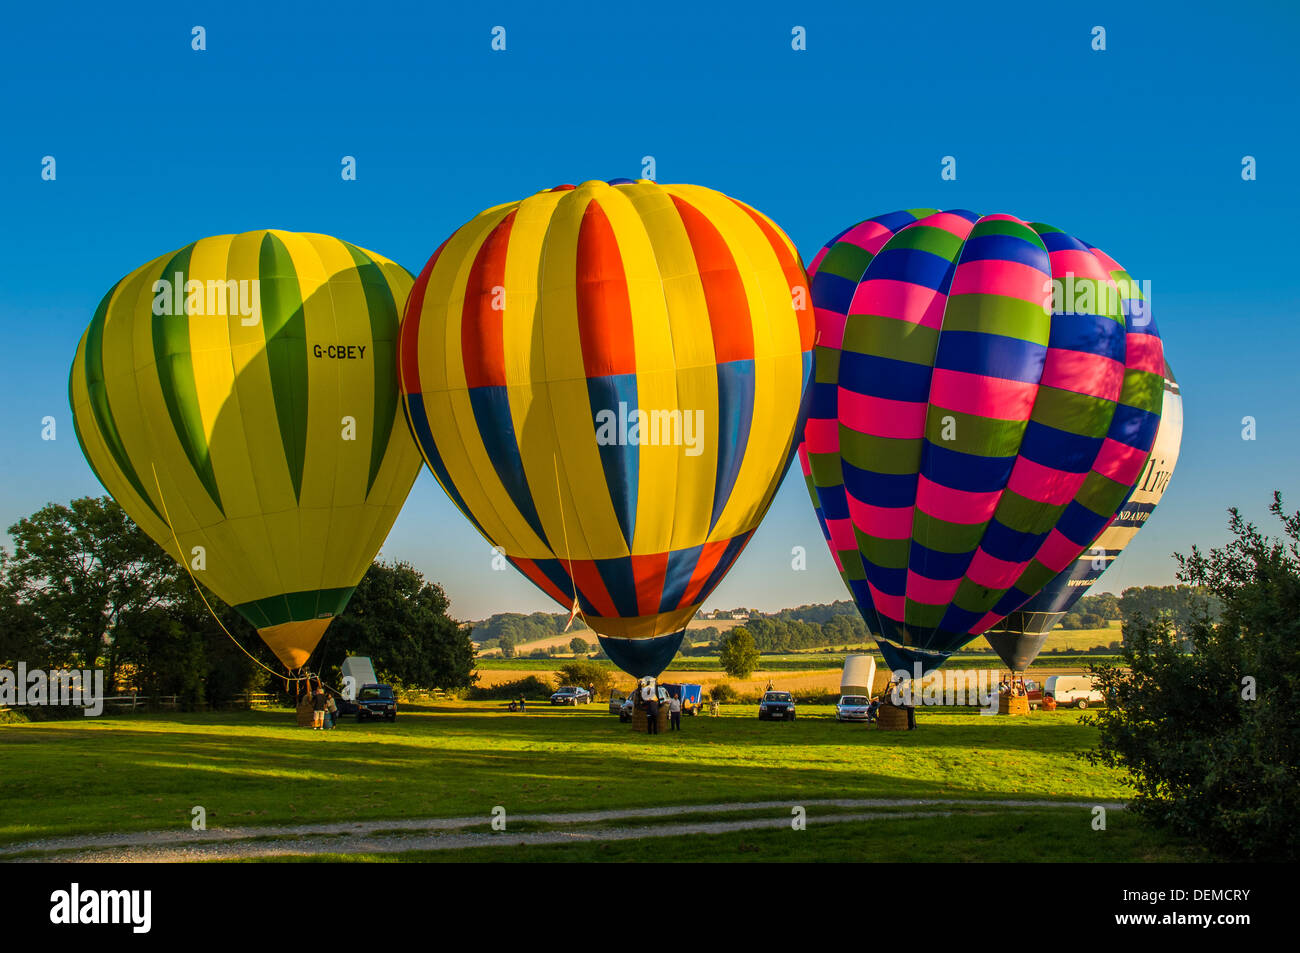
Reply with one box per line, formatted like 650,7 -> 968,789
587,683 -> 596,703
518,693 -> 527,712
311,681 -> 327,730
669,692 -> 682,731
645,681 -> 660,735
867,698 -> 879,723
324,690 -> 338,729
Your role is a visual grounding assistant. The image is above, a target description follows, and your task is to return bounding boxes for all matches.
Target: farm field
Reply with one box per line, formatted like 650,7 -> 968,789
0,701 -> 1191,862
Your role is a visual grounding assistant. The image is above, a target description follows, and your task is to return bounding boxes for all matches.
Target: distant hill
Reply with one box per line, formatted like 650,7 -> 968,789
469,611 -> 586,649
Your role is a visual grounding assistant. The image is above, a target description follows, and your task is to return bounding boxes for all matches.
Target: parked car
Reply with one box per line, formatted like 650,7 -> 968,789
1044,675 -> 1105,709
758,691 -> 796,721
1024,679 -> 1042,709
618,694 -> 635,722
355,684 -> 398,722
550,686 -> 592,706
608,689 -> 628,715
835,694 -> 871,722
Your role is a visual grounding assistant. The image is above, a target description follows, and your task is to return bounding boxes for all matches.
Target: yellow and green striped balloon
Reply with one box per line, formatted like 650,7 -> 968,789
69,230 -> 423,669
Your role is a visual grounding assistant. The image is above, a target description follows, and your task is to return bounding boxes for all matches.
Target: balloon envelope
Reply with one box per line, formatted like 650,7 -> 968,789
398,180 -> 813,677
799,209 -> 1166,674
70,230 -> 423,668
984,363 -> 1183,669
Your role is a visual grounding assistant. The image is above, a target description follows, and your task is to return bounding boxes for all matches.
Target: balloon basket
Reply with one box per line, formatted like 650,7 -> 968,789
998,693 -> 1030,716
876,703 -> 913,731
295,692 -> 316,727
630,695 -> 671,733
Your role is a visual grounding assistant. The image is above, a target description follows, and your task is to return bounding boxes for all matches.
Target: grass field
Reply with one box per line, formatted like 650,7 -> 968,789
0,700 -> 1193,861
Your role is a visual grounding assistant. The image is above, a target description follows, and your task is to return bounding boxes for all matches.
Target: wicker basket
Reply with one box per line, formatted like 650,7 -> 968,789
630,693 -> 671,733
876,702 -> 912,731
998,693 -> 1030,716
296,693 -> 316,727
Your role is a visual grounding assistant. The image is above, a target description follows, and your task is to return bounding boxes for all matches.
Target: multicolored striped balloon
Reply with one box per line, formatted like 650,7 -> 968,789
399,180 -> 813,677
985,362 -> 1182,669
70,231 -> 423,669
798,209 -> 1165,675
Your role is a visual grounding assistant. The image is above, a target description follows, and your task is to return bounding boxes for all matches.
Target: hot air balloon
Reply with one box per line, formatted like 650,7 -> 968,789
69,230 -> 424,670
984,362 -> 1182,670
398,180 -> 813,678
798,209 -> 1166,676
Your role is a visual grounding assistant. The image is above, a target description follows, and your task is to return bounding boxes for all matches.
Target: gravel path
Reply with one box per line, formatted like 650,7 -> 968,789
2,798 -> 1124,863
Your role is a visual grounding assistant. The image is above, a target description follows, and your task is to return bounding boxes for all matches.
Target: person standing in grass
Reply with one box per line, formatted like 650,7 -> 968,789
311,681 -> 328,730
669,692 -> 682,731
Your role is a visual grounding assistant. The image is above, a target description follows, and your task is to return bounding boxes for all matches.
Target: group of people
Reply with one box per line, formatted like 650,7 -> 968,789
999,678 -> 1028,697
638,677 -> 684,734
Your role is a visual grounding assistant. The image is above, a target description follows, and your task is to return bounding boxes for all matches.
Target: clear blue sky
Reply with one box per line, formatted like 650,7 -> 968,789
2,1 -> 1296,621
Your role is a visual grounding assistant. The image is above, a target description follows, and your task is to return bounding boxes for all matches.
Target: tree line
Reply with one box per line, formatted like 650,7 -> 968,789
0,497 -> 475,706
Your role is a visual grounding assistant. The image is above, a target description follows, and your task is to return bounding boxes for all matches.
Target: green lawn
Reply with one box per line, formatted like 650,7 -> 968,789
0,702 -> 1159,851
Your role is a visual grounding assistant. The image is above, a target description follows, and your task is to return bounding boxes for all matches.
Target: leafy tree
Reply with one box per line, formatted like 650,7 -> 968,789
554,660 -> 613,699
5,497 -> 182,682
1118,584 -> 1220,643
0,551 -> 44,666
1087,493 -> 1300,861
568,636 -> 589,655
321,561 -> 475,691
718,627 -> 760,679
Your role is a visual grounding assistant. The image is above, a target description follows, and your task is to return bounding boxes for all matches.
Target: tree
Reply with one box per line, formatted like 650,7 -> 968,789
321,561 -> 475,691
718,627 -> 760,679
554,660 -> 613,699
1086,493 -> 1300,861
568,636 -> 589,655
5,497 -> 182,681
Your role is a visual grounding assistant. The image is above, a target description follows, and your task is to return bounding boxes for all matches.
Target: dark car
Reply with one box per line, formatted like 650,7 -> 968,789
356,683 -> 398,722
758,691 -> 796,721
550,686 -> 592,706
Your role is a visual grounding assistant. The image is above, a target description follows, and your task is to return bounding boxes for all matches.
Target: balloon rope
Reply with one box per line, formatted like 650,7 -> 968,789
553,454 -> 584,632
149,463 -> 308,683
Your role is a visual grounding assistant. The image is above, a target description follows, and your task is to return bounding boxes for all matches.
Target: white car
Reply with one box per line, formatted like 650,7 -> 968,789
836,694 -> 872,722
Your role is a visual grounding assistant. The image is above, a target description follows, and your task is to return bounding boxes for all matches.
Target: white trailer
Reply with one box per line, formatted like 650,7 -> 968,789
340,656 -> 378,701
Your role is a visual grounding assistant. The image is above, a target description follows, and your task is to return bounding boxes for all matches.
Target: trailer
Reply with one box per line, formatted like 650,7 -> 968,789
659,682 -> 703,715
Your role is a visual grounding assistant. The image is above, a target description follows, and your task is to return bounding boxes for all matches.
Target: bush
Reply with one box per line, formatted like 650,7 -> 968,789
467,676 -> 554,701
552,660 -> 614,700
709,681 -> 739,703
1087,493 -> 1300,861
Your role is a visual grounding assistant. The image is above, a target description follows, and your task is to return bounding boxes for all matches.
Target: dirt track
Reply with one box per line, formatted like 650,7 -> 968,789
2,798 -> 1123,863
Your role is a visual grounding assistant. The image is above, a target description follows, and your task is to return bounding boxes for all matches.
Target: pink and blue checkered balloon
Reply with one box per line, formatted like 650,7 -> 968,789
797,209 -> 1165,675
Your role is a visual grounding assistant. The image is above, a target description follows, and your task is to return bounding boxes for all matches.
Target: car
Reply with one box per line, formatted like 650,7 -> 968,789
835,694 -> 871,722
618,694 -> 635,722
1024,679 -> 1043,709
758,691 -> 796,721
355,683 -> 398,722
608,690 -> 628,716
550,686 -> 592,706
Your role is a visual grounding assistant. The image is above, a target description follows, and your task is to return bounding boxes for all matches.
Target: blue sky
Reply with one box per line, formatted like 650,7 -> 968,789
2,0 -> 1296,621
